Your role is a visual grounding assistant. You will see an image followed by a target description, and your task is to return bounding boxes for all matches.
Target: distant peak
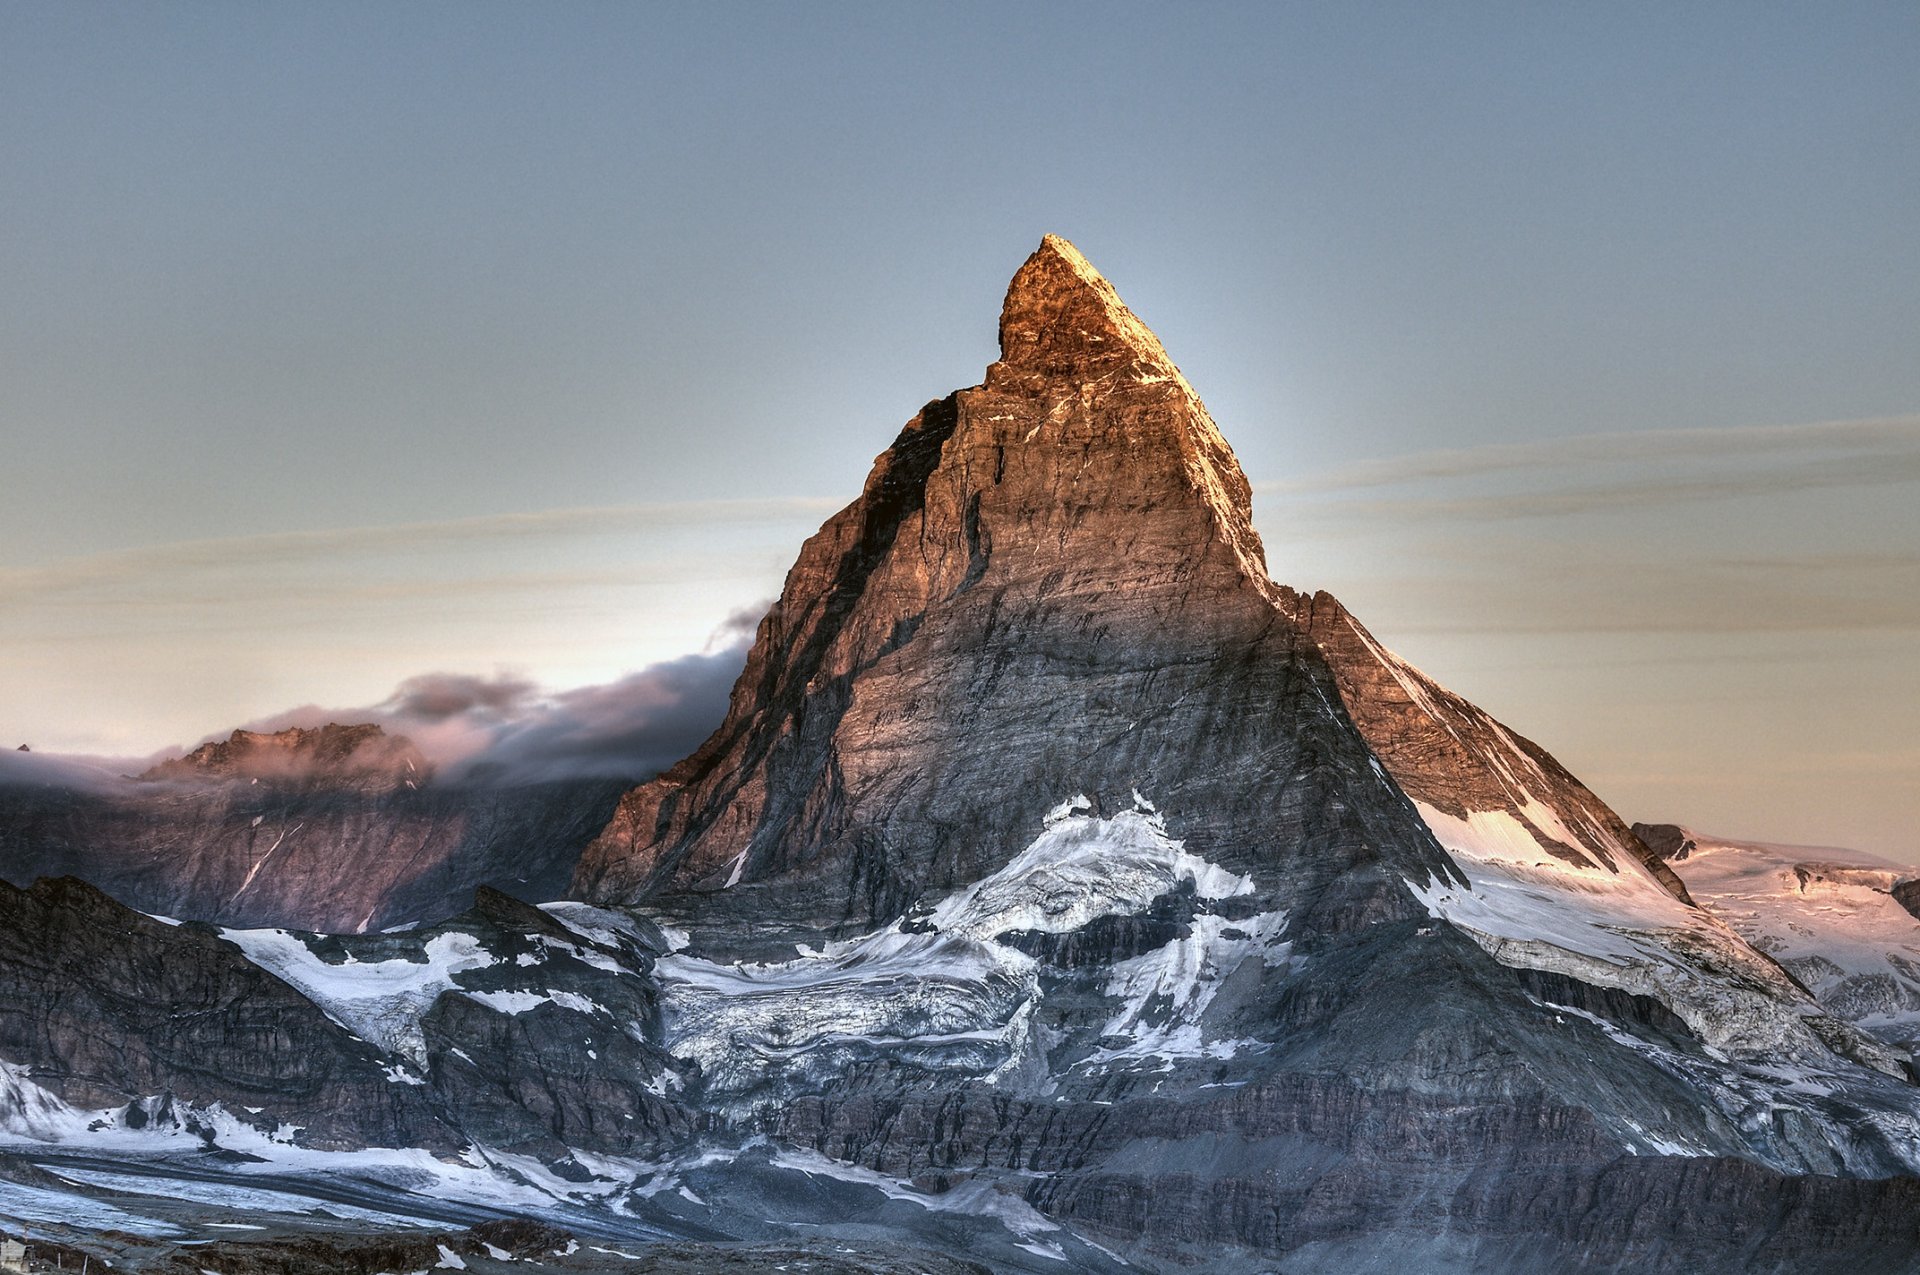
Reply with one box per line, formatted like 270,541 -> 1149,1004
993,234 -> 1181,390
142,722 -> 427,786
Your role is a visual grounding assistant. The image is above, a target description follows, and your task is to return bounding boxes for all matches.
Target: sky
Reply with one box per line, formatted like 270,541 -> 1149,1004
1,3 -> 1915,857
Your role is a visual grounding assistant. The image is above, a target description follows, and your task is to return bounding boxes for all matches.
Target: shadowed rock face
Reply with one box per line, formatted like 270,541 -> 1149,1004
0,875 -> 448,1150
0,875 -> 699,1159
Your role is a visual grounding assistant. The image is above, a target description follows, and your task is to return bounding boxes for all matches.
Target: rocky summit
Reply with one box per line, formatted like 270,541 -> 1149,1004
3,237 -> 1920,1273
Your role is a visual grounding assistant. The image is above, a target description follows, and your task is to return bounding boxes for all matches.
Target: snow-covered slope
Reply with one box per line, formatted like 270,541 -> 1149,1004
1402,797 -> 1865,1066
1313,604 -> 1907,1080
1301,601 -> 1920,1171
1646,825 -> 1920,1051
655,794 -> 1291,1103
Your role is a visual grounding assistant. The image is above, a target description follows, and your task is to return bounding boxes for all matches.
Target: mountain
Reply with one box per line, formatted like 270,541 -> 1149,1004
4,236 -> 1920,1272
0,725 -> 627,932
564,237 -> 1920,1263
571,234 -> 1410,938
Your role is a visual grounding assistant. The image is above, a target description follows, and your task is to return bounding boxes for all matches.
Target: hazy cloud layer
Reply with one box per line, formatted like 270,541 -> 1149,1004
0,498 -> 835,609
222,612 -> 763,788
1257,414 -> 1920,532
0,747 -> 142,795
1263,414 -> 1920,495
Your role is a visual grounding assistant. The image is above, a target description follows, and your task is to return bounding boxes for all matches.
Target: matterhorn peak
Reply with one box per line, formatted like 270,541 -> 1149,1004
990,234 -> 1184,392
572,237 -> 1347,912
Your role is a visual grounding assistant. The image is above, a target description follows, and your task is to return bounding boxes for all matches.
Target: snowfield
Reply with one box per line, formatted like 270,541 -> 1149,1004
655,794 -> 1288,1100
1660,829 -> 1920,1049
1401,762 -> 1920,1174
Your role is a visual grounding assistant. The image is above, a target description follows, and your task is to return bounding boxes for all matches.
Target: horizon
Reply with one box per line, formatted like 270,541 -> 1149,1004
3,4 -> 1915,860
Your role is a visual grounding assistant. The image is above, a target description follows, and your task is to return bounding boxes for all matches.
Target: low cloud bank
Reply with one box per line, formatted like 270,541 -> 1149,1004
98,606 -> 769,791
450,650 -> 743,785
230,642 -> 754,789
0,747 -> 140,795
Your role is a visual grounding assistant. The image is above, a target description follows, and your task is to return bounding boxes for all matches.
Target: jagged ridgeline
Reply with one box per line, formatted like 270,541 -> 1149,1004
3,237 -> 1920,1273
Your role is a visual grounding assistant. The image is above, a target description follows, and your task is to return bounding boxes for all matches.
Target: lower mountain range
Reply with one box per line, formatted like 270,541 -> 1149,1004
2,237 -> 1916,1274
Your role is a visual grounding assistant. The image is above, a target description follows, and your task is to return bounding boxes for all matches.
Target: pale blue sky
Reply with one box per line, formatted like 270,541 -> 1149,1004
2,3 -> 1916,856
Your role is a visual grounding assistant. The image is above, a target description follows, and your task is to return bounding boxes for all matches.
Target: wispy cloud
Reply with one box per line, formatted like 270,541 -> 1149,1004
1315,547 -> 1920,634
1260,414 -> 1920,495
0,498 -> 837,606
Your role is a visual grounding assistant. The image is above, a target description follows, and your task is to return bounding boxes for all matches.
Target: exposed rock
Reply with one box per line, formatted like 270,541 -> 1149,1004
1634,820 -> 1700,861
141,724 -> 427,788
1306,599 -> 1692,902
151,1220 -> 577,1275
0,875 -> 446,1150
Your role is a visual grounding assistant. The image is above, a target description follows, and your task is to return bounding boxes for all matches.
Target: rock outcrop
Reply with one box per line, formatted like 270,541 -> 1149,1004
0,875 -> 446,1150
141,724 -> 428,788
0,874 -> 699,1162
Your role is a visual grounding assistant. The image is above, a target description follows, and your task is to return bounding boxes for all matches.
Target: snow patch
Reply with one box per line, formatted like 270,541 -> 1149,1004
1085,910 -> 1290,1070
461,989 -> 606,1017
220,928 -> 498,1064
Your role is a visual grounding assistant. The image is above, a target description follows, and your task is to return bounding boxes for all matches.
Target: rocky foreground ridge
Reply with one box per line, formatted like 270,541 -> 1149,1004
2,237 -> 1919,1272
